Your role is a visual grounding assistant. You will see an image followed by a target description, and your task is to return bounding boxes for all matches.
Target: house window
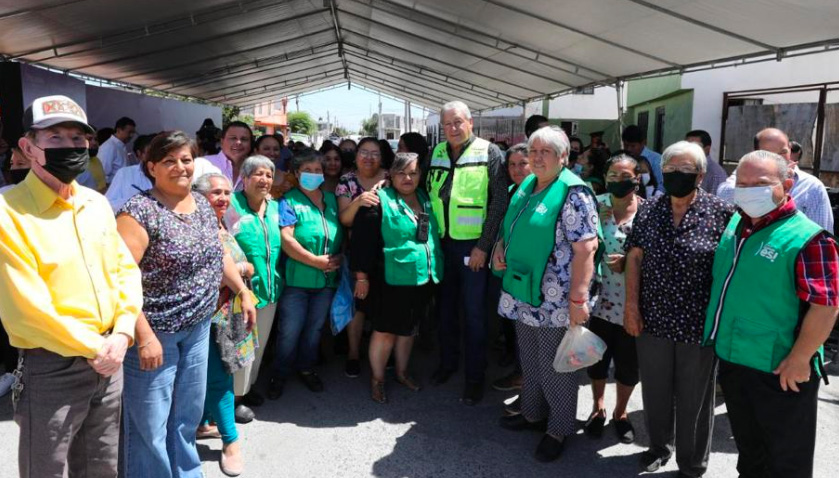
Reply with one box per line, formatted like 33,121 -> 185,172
573,86 -> 594,95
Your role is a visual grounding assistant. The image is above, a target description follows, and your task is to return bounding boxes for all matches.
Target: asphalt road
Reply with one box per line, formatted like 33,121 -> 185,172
0,344 -> 836,477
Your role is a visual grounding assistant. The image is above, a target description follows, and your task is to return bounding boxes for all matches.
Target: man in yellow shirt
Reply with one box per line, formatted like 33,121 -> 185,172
0,95 -> 143,478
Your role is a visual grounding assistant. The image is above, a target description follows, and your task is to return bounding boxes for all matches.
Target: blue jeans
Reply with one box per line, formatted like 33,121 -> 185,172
273,287 -> 335,379
202,332 -> 238,444
122,319 -> 210,478
438,239 -> 489,383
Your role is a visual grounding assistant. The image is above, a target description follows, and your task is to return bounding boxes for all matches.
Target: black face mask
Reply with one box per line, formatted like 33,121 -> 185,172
606,179 -> 637,198
9,169 -> 29,184
43,147 -> 89,184
88,147 -> 99,157
662,171 -> 698,198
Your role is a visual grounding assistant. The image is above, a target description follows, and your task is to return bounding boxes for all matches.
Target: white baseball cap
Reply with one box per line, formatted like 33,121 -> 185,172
23,95 -> 94,134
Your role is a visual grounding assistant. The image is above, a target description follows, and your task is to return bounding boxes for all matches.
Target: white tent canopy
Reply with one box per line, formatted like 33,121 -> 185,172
2,0 -> 838,110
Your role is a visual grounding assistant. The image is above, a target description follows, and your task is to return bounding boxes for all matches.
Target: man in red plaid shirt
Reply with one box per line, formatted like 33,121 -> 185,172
704,150 -> 839,478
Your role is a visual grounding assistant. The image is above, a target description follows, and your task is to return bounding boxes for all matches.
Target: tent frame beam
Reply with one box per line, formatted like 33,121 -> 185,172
344,49 -> 518,104
212,68 -> 347,102
346,57 -> 494,108
71,7 -> 330,71
626,0 -> 779,53
221,71 -> 346,102
342,30 -> 540,96
481,0 -> 679,67
231,77 -> 348,107
186,56 -> 344,98
328,0 -> 351,82
140,33 -> 336,86
347,0 -> 608,82
162,47 -> 339,93
343,44 -> 521,102
339,9 -> 572,88
10,0 -> 314,61
352,76 -> 445,110
0,0 -> 86,21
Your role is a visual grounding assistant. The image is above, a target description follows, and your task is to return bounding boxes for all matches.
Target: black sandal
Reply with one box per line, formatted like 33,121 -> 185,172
583,411 -> 606,438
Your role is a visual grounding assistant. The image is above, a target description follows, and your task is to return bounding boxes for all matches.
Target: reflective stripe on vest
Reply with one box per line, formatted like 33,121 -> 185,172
283,188 -> 343,289
378,187 -> 443,286
703,211 -> 824,374
427,137 -> 490,240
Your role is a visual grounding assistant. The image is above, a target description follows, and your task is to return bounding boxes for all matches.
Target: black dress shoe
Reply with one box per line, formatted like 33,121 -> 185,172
430,368 -> 454,385
267,378 -> 285,400
299,371 -> 324,393
613,418 -> 636,444
460,381 -> 484,406
234,404 -> 255,424
499,414 -> 546,432
640,450 -> 671,472
241,390 -> 264,407
534,434 -> 565,462
504,396 -> 522,416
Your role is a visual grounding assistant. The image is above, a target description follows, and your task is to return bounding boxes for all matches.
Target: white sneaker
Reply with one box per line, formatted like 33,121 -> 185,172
0,372 -> 15,397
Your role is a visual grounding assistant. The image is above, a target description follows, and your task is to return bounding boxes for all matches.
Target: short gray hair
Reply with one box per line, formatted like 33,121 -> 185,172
662,141 -> 707,174
193,172 -> 231,194
505,143 -> 528,163
290,149 -> 323,172
241,155 -> 275,178
390,152 -> 419,174
441,101 -> 472,120
527,125 -> 569,160
737,150 -> 789,181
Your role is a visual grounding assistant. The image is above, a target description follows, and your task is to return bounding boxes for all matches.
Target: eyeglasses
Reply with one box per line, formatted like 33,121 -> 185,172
662,165 -> 698,174
358,150 -> 381,159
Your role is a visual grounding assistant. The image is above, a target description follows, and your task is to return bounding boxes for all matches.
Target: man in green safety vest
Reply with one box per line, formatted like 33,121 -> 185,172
426,100 -> 509,406
703,150 -> 839,478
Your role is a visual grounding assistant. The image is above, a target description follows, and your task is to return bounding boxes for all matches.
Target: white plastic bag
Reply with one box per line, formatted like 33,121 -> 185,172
552,325 -> 607,373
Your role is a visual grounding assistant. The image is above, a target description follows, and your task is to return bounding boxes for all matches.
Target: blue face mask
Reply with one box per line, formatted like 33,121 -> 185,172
299,172 -> 325,191
572,163 -> 584,176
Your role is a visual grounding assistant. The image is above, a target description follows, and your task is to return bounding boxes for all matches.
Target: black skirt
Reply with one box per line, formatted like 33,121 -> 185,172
361,278 -> 435,337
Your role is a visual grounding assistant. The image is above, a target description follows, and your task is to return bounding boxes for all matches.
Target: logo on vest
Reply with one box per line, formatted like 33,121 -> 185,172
755,242 -> 779,263
535,203 -> 548,215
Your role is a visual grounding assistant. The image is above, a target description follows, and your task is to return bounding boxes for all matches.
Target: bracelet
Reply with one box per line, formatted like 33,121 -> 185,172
570,301 -> 588,310
137,340 -> 152,349
356,279 -> 369,283
569,297 -> 587,305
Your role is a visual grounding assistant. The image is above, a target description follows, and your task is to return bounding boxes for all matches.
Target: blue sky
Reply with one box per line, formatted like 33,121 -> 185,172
291,83 -> 430,133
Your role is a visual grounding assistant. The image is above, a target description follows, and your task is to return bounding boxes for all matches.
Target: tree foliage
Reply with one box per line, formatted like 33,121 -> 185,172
360,113 -> 378,137
288,111 -> 316,136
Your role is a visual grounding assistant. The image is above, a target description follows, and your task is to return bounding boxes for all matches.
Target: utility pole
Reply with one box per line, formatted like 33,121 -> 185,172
378,92 -> 383,140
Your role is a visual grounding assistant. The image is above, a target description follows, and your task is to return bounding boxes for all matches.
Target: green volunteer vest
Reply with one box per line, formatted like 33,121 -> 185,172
704,212 -> 824,374
229,191 -> 283,308
497,169 -> 604,307
378,187 -> 443,287
283,188 -> 344,289
426,137 -> 490,240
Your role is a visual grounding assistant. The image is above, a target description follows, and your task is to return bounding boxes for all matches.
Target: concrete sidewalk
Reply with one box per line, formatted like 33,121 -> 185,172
0,346 -> 836,477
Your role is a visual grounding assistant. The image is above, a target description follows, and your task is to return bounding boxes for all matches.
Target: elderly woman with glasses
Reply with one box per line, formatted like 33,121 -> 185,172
350,152 -> 443,403
336,137 -> 388,378
224,155 -> 283,421
624,141 -> 734,477
193,172 -> 256,476
491,126 -> 601,463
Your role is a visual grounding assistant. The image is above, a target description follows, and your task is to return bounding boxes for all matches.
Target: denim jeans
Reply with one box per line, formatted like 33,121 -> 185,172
273,287 -> 335,379
122,319 -> 210,478
438,239 -> 489,383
